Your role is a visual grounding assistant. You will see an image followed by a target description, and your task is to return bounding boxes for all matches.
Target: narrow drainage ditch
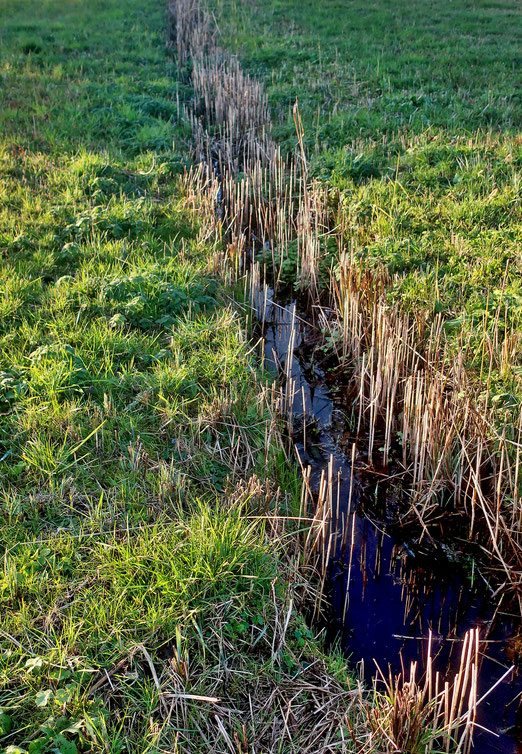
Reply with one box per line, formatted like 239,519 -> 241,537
252,282 -> 522,754
170,1 -> 521,747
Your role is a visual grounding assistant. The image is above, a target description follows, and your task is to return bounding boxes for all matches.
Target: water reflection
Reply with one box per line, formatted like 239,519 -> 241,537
253,283 -> 521,753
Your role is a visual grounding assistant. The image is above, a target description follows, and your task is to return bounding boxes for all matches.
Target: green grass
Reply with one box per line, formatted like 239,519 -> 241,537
208,0 -> 522,396
0,2 -> 350,752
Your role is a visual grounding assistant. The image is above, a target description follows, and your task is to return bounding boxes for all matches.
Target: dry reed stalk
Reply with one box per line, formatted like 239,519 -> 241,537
361,628 -> 508,754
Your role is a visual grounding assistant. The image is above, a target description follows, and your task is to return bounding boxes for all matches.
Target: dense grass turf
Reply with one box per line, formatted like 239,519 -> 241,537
0,2 -> 334,752
210,0 -> 521,398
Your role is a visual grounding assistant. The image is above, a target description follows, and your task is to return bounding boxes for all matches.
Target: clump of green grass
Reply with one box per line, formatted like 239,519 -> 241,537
1,502 -> 277,751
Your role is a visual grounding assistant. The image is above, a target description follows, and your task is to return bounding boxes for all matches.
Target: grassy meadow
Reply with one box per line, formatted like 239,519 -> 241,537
0,1 -> 352,752
1,0 -> 521,751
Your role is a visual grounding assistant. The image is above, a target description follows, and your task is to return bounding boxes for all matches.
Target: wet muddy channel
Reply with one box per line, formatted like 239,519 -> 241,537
253,284 -> 522,753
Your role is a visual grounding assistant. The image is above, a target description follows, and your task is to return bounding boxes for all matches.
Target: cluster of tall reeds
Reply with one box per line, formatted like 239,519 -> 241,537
361,628 -> 513,754
170,0 -> 521,611
169,0 -> 518,747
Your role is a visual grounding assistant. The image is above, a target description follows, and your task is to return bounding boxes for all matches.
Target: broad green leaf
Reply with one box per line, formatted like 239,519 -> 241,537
35,689 -> 54,707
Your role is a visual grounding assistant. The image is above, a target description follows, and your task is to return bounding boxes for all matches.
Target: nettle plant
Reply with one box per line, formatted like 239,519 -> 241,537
101,267 -> 218,330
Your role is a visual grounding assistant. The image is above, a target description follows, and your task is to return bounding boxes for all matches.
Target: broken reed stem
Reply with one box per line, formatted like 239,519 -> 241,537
366,628 -> 512,754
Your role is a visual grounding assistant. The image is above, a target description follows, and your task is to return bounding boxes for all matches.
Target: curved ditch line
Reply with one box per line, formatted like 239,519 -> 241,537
167,0 -> 522,750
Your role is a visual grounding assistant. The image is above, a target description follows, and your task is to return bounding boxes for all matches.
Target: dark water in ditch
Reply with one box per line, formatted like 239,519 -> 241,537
253,285 -> 522,753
